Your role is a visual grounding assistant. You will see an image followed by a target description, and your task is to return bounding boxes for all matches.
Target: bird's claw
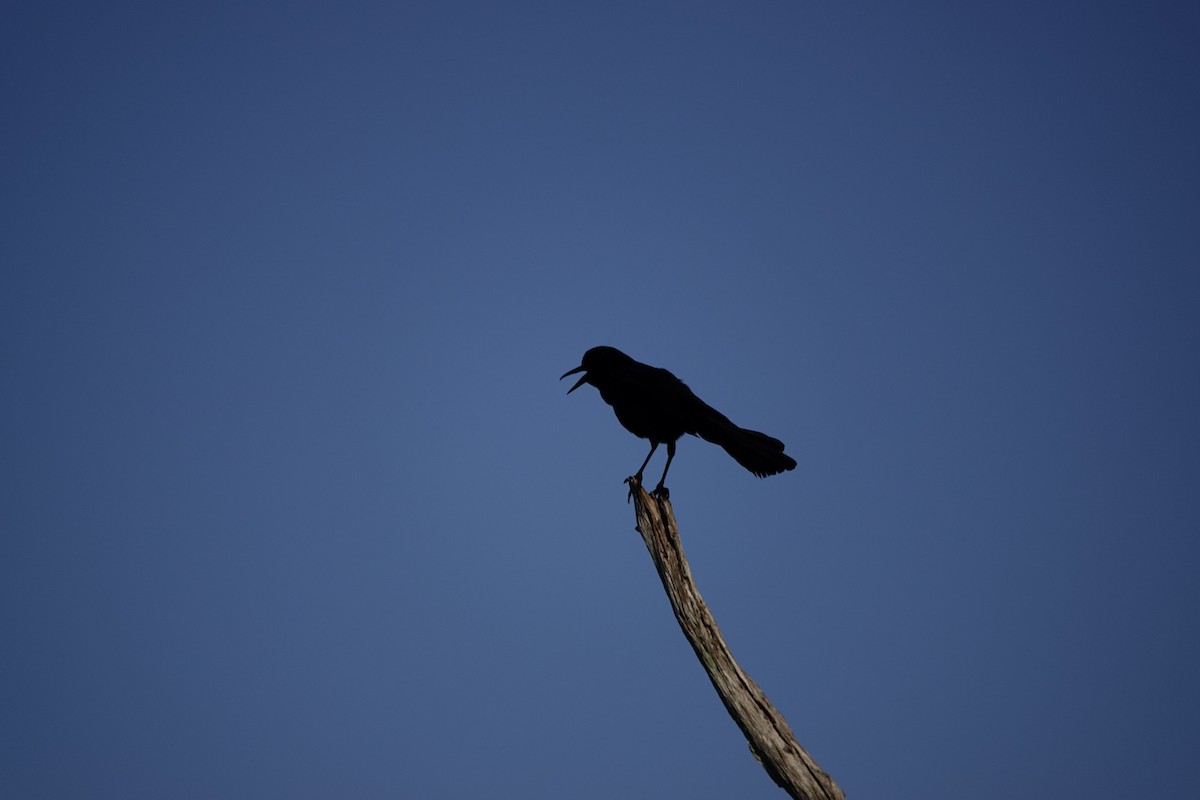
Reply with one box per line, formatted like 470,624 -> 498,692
624,475 -> 641,503
623,475 -> 668,502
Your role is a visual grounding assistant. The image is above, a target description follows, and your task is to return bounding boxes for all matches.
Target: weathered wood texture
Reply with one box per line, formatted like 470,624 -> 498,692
628,481 -> 844,800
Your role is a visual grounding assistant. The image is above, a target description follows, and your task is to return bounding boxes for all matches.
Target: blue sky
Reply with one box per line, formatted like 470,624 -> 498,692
3,2 -> 1199,797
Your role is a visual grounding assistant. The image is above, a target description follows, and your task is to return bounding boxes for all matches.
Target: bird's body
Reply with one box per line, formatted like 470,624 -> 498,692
561,346 -> 796,494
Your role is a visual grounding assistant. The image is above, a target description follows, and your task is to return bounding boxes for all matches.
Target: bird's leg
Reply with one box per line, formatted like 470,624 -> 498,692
633,441 -> 658,485
653,440 -> 676,499
626,442 -> 659,502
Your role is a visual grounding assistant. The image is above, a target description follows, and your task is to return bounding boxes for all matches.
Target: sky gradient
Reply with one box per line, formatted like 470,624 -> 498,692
3,2 -> 1199,798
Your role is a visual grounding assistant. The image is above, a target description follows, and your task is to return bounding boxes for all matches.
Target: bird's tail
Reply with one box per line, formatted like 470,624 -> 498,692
695,412 -> 796,478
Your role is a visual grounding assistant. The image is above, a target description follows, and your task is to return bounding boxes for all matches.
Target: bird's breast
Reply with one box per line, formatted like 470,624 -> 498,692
602,390 -> 686,443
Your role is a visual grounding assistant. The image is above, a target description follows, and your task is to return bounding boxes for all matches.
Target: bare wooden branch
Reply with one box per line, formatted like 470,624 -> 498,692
627,480 -> 844,800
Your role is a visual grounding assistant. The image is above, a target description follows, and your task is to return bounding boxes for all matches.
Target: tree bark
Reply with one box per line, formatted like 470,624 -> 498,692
627,480 -> 844,800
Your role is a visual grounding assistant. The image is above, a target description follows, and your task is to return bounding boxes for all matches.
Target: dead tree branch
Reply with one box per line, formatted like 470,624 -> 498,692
626,480 -> 844,800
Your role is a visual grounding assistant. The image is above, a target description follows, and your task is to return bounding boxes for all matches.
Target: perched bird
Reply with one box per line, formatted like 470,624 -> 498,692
561,346 -> 796,495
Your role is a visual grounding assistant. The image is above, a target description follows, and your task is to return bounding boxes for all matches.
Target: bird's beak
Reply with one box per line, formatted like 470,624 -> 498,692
560,364 -> 588,394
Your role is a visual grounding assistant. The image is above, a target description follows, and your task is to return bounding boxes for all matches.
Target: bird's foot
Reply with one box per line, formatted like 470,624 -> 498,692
651,483 -> 669,500
624,474 -> 643,503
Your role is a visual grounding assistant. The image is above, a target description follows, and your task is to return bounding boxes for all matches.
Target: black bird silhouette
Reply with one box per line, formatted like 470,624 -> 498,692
561,346 -> 796,495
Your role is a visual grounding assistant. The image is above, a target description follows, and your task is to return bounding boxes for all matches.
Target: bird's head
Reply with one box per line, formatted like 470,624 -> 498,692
560,346 -> 630,394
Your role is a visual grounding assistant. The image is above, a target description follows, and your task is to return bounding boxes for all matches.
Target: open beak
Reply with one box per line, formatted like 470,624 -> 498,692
560,364 -> 588,394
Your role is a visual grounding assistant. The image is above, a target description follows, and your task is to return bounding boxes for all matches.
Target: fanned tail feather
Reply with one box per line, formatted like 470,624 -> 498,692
695,414 -> 796,478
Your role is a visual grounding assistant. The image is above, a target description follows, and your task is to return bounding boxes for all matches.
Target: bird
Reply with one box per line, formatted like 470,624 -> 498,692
560,346 -> 796,496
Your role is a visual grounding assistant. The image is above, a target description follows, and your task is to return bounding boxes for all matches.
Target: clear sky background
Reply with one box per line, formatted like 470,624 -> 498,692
3,2 -> 1198,798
